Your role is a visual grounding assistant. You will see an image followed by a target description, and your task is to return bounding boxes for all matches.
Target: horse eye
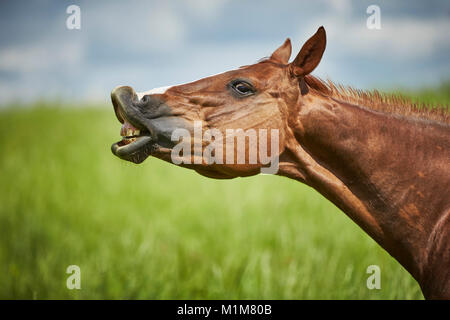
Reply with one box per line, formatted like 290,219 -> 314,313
230,80 -> 255,96
236,83 -> 251,93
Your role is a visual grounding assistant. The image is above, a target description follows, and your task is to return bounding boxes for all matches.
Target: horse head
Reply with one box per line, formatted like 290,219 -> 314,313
111,27 -> 326,179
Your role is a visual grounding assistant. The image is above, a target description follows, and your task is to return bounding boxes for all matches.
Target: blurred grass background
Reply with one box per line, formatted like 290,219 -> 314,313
0,84 -> 448,300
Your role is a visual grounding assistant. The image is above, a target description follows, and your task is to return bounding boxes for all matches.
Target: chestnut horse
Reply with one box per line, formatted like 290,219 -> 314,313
111,27 -> 450,299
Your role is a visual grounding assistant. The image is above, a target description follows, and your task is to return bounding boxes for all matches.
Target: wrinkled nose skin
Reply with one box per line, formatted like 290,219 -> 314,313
111,86 -> 192,150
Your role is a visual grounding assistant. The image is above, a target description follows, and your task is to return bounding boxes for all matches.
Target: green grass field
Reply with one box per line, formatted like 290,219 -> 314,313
1,85 -> 448,299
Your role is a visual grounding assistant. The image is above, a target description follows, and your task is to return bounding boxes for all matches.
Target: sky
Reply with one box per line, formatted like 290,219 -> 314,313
0,0 -> 449,105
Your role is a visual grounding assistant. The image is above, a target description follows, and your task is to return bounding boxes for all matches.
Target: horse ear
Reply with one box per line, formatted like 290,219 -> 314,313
270,38 -> 292,64
290,26 -> 326,77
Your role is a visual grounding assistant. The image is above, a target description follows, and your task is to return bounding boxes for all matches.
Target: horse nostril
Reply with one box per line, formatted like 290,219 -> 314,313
137,94 -> 165,111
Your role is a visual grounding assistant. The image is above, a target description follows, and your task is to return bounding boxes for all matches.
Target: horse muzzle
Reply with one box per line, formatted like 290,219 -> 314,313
110,85 -> 188,164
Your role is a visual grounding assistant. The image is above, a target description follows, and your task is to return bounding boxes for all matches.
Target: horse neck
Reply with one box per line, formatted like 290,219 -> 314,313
280,93 -> 450,283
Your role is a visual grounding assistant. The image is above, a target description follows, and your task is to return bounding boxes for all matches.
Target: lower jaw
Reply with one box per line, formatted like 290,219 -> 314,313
111,135 -> 157,164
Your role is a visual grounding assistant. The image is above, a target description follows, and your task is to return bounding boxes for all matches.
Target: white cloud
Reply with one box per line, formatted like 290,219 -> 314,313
146,6 -> 187,48
86,2 -> 189,53
0,41 -> 84,73
184,0 -> 229,20
327,0 -> 352,15
297,15 -> 450,60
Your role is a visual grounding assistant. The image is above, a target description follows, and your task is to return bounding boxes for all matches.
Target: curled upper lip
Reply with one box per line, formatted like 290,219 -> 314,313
111,86 -> 148,132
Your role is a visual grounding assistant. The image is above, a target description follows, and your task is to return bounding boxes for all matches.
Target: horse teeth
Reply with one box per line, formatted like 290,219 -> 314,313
120,121 -> 141,137
126,129 -> 140,136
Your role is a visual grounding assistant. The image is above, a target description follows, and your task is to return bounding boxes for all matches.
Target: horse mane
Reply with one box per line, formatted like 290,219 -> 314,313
304,75 -> 450,125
